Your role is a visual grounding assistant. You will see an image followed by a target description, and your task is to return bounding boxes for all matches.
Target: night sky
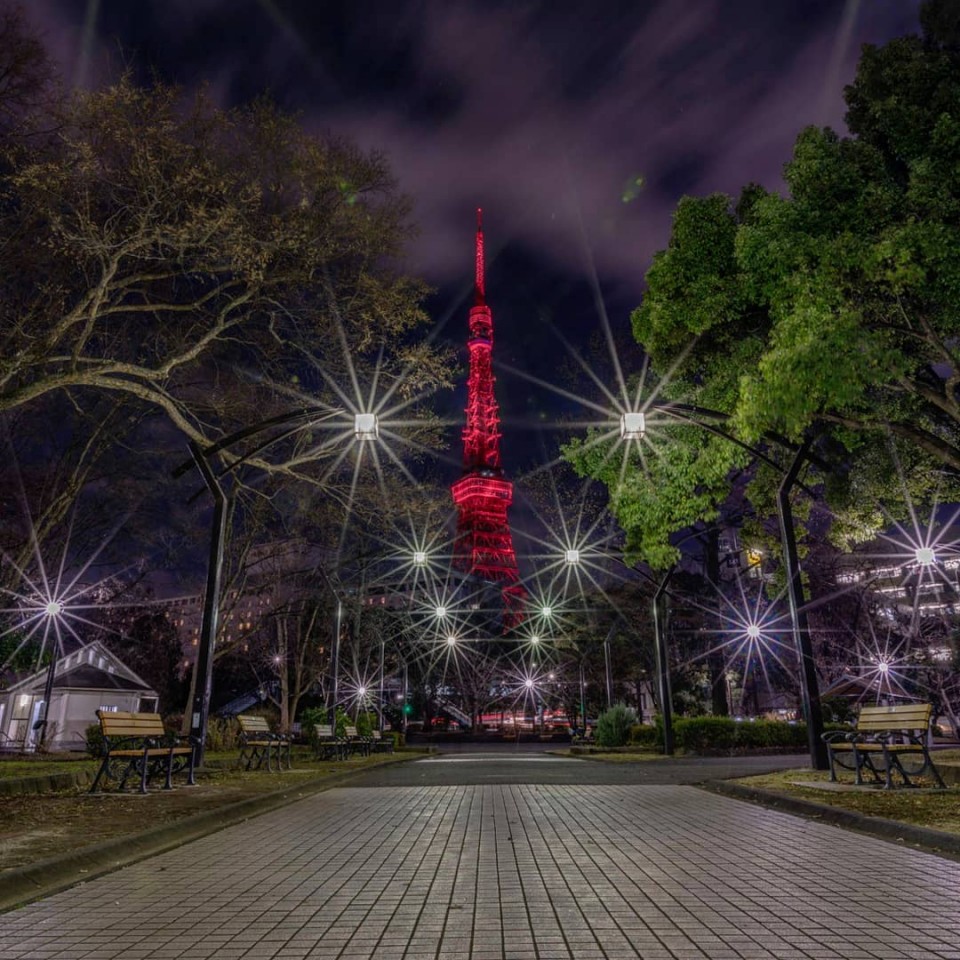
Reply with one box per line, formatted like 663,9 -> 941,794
28,0 -> 924,477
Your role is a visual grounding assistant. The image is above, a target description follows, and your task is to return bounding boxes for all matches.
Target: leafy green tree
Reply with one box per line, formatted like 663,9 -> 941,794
569,3 -> 960,568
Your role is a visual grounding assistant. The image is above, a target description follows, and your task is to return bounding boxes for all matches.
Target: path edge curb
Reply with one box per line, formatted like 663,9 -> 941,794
0,753 -> 419,914
702,779 -> 960,860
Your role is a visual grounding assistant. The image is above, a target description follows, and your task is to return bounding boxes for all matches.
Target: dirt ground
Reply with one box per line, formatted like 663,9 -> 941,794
0,752 -> 407,871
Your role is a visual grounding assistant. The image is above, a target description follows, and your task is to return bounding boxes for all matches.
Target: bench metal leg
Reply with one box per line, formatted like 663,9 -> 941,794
826,746 -> 837,782
90,756 -> 110,794
117,758 -> 139,792
139,752 -> 150,794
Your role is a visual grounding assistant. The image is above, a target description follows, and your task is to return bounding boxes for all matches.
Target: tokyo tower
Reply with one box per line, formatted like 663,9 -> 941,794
451,209 -> 525,623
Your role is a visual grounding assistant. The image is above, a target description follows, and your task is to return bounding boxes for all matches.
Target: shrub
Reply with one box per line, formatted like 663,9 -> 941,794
84,723 -> 104,757
299,706 -> 327,747
629,720 -> 663,751
596,702 -> 637,748
356,710 -> 377,737
334,706 -> 349,738
205,716 -> 239,752
670,717 -> 849,753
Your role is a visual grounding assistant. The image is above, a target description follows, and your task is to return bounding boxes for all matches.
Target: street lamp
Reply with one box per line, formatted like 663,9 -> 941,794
619,402 -> 828,769
565,549 -> 580,565
33,595 -> 66,750
354,412 -> 379,441
915,547 -> 936,565
620,411 -> 645,440
173,406 -> 346,764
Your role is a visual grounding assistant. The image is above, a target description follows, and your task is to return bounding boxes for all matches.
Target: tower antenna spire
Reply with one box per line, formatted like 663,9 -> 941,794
475,207 -> 485,305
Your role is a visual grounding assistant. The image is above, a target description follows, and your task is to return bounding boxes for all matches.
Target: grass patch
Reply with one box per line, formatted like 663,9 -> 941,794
0,757 -> 98,779
735,767 -> 960,835
0,745 -> 412,783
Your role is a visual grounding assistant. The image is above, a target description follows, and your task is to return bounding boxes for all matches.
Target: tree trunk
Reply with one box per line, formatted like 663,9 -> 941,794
278,620 -> 290,731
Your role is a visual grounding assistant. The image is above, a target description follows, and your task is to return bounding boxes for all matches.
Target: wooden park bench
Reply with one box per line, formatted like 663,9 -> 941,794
90,710 -> 196,794
369,730 -> 394,753
237,714 -> 292,771
571,727 -> 595,748
343,725 -> 371,757
313,723 -> 346,761
822,702 -> 946,789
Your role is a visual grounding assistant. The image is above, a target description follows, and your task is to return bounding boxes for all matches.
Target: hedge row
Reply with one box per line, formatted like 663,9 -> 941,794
628,716 -> 848,753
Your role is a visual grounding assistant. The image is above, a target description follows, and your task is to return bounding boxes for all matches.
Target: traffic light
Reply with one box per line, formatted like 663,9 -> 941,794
403,702 -> 413,716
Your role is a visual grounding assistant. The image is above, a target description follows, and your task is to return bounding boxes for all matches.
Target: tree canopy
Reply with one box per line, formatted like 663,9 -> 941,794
0,7 -> 449,490
568,2 -> 960,567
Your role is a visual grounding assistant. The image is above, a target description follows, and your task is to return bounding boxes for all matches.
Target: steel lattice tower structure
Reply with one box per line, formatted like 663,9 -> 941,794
451,210 -> 525,622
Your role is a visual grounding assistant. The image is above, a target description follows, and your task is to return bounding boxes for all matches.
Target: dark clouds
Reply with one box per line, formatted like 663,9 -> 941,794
30,0 -> 921,306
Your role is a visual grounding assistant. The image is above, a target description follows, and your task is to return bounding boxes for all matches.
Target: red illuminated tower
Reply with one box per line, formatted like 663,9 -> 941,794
451,210 -> 525,621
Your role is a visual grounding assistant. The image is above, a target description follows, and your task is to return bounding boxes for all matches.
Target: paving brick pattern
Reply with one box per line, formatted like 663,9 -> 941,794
2,784 -> 959,960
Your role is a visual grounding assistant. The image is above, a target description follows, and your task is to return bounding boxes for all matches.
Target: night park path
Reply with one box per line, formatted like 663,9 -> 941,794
2,751 -> 958,960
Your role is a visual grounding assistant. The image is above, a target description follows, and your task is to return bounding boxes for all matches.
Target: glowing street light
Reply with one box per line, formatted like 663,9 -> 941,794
877,660 -> 890,675
564,549 -> 580,565
354,412 -> 379,441
446,634 -> 457,647
915,547 -> 936,566
530,635 -> 541,645
746,624 -> 761,640
358,685 -> 368,697
524,678 -> 534,689
620,411 -> 645,440
435,605 -> 448,619
44,600 -> 63,618
541,605 -> 553,618
413,551 -> 427,566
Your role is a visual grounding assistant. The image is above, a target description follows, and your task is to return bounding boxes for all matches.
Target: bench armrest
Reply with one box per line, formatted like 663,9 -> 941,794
821,731 -> 856,743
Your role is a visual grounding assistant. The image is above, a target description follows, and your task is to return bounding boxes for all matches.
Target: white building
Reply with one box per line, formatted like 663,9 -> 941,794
0,640 -> 157,752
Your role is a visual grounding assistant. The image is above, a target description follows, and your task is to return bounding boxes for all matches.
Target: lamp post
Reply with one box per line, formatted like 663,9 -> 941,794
602,626 -> 615,709
378,637 -> 386,732
578,660 -> 587,733
778,441 -> 828,769
652,568 -> 675,756
173,406 -> 347,765
33,601 -> 64,751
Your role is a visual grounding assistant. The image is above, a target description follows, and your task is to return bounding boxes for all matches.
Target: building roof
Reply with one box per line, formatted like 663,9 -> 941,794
51,663 -> 153,692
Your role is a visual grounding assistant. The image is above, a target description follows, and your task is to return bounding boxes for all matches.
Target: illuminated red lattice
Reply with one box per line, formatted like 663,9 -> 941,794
451,211 -> 525,620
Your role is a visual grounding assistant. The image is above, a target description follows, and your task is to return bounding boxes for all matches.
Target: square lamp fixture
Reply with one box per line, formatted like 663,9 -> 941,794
620,411 -> 645,440
915,547 -> 936,565
354,412 -> 379,441
413,551 -> 427,566
565,549 -> 580,564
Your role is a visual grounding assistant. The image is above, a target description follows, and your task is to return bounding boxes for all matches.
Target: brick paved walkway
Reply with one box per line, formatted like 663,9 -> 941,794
3,784 -> 959,960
